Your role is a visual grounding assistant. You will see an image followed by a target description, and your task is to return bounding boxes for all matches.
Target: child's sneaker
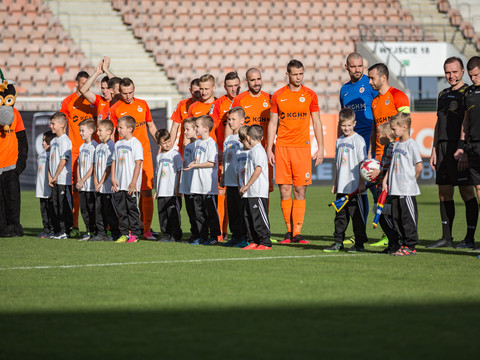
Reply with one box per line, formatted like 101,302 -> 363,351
115,235 -> 129,243
69,227 -> 80,238
78,232 -> 91,241
143,231 -> 157,240
127,235 -> 139,243
323,243 -> 344,252
234,240 -> 250,248
242,243 -> 258,250
370,234 -> 388,247
37,232 -> 50,238
222,236 -> 242,247
255,245 -> 272,250
202,237 -> 219,245
292,234 -> 310,244
391,246 -> 416,256
189,238 -> 204,245
279,232 -> 293,244
343,235 -> 355,245
52,232 -> 68,240
348,244 -> 365,252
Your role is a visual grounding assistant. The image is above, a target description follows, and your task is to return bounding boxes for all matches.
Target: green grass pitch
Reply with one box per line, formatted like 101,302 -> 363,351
1,186 -> 479,359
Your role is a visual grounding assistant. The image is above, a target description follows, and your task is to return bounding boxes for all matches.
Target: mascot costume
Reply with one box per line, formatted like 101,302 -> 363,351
0,69 -> 28,237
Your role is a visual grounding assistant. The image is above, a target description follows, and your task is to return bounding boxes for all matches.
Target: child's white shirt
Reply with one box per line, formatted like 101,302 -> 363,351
180,141 -> 195,195
388,138 -> 422,196
95,140 -> 115,194
155,148 -> 182,197
243,143 -> 269,198
78,140 -> 98,191
190,137 -> 218,195
112,137 -> 144,192
36,150 -> 51,198
335,132 -> 366,194
49,134 -> 72,185
223,134 -> 241,187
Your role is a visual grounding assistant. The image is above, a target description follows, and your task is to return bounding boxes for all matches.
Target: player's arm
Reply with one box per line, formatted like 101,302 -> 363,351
111,160 -> 118,192
267,111 -> 279,166
312,111 -> 324,166
169,121 -> 180,147
128,159 -> 143,195
240,165 -> 262,196
454,112 -> 469,171
80,60 -> 104,104
415,161 -> 423,179
147,118 -> 158,138
101,56 -> 116,79
430,119 -> 439,170
368,126 -> 376,159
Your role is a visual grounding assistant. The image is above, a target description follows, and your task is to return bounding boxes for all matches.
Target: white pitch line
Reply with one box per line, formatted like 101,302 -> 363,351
0,253 -> 374,271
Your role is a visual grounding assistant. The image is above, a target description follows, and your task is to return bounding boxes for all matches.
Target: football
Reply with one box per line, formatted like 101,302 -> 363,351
360,159 -> 381,182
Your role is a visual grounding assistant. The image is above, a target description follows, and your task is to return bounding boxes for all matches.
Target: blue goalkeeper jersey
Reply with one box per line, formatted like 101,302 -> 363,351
340,74 -> 378,149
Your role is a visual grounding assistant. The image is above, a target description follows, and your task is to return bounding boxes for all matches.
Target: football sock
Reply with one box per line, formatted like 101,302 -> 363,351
142,196 -> 154,233
281,198 -> 293,233
72,191 -> 79,228
465,198 -> 478,239
292,199 -> 306,236
440,200 -> 455,240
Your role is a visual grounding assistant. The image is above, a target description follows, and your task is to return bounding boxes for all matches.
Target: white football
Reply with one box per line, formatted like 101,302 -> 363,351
360,159 -> 381,182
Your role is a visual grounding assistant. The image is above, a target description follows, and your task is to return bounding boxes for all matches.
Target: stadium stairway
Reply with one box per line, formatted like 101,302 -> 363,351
46,0 -> 181,105
397,0 -> 478,58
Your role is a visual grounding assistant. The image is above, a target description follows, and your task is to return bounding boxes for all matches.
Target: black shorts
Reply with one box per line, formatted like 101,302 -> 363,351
436,141 -> 471,186
467,142 -> 480,186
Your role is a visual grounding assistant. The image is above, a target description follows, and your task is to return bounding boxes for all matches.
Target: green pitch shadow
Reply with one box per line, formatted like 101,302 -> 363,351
1,303 -> 478,359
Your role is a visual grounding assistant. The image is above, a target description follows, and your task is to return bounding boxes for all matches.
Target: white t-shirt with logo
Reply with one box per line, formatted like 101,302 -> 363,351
155,148 -> 182,197
95,140 -> 115,194
243,143 -> 269,198
36,150 -> 51,198
190,137 -> 218,195
49,134 -> 72,186
223,134 -> 241,187
335,132 -> 366,194
78,140 -> 98,192
180,141 -> 195,195
236,147 -> 248,187
112,137 -> 144,192
388,138 -> 422,196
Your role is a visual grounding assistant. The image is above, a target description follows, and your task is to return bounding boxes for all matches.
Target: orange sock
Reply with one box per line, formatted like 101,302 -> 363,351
217,194 -> 226,234
72,191 -> 79,228
222,195 -> 228,235
292,199 -> 306,236
281,198 -> 293,233
142,196 -> 154,233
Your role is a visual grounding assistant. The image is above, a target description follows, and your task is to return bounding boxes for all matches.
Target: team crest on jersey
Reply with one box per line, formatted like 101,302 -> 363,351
359,86 -> 365,94
450,101 -> 458,111
385,99 -> 390,105
138,106 -> 143,112
263,101 -> 269,108
299,96 -> 305,103
305,172 -> 310,179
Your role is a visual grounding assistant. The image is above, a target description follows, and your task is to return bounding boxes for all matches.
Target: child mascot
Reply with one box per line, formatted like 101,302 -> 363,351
0,70 -> 28,237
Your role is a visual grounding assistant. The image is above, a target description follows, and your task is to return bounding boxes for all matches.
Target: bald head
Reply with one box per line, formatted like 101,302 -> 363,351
246,68 -> 262,95
345,53 -> 364,83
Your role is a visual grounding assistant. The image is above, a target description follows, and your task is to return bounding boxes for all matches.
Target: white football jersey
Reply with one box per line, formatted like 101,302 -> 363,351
155,148 -> 182,197
190,137 -> 218,195
78,140 -> 98,192
223,134 -> 241,187
388,138 -> 421,196
243,143 -> 269,198
95,140 -> 115,194
36,150 -> 51,198
49,134 -> 72,186
112,137 -> 144,192
335,132 -> 366,194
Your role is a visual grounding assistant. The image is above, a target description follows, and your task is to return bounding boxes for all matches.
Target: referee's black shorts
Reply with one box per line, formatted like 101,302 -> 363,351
435,141 -> 471,186
467,142 -> 480,186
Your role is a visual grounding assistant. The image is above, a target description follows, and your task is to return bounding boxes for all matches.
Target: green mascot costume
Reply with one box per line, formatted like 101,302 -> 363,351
0,70 -> 28,237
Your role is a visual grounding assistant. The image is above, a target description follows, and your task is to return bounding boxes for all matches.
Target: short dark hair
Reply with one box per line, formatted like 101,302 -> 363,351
190,78 -> 200,88
75,71 -> 89,82
196,115 -> 215,131
444,57 -> 464,69
368,63 -> 389,80
42,130 -> 55,145
98,119 -> 114,133
224,71 -> 239,85
118,115 -> 136,131
183,117 -> 197,128
119,77 -> 134,89
287,59 -> 304,73
155,128 -> 170,144
78,118 -> 96,132
339,108 -> 356,124
101,76 -> 109,84
228,106 -> 245,119
108,77 -> 122,89
467,56 -> 480,72
247,124 -> 263,141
